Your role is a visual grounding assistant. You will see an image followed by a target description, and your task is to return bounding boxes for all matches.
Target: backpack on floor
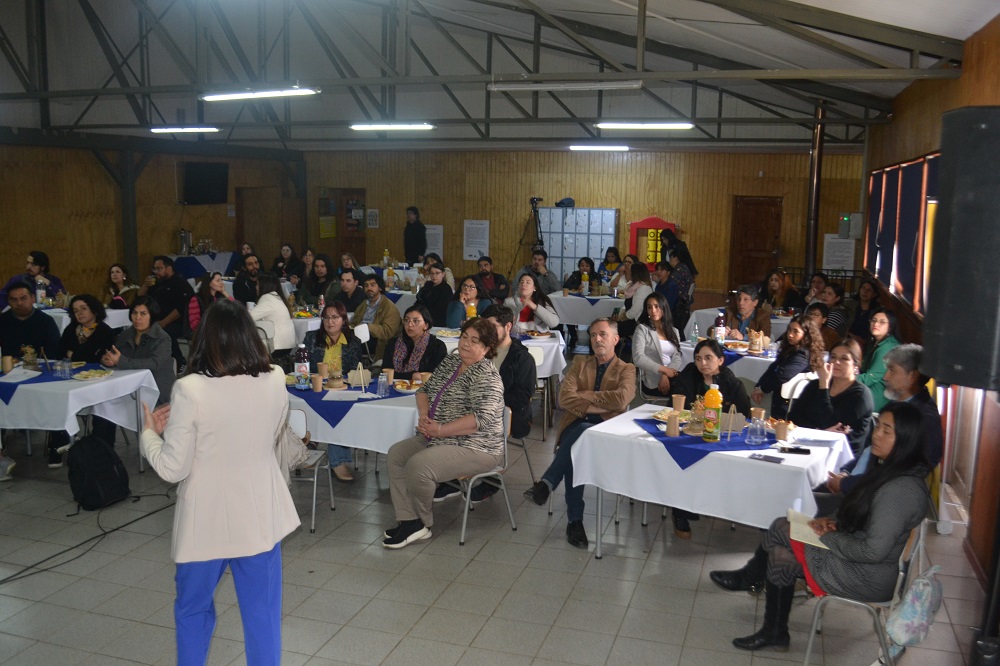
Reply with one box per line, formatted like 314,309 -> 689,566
67,434 -> 131,511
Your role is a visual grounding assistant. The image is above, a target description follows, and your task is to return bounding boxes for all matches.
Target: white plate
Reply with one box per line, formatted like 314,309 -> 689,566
436,329 -> 461,338
73,369 -> 114,381
393,385 -> 421,394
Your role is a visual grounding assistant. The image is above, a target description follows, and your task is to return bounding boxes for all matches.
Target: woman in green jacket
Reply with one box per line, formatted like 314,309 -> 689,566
857,307 -> 900,411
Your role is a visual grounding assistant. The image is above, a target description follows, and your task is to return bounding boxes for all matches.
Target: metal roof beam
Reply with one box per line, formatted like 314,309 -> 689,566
0,22 -> 30,90
77,0 -> 147,124
514,0 -> 627,71
129,0 -> 196,81
699,0 -> 964,60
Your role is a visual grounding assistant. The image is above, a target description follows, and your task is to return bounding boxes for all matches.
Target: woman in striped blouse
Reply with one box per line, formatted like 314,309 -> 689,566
383,318 -> 506,548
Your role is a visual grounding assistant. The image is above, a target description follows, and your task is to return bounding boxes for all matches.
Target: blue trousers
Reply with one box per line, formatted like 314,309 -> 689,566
174,542 -> 283,666
326,443 -> 353,467
542,417 -> 600,523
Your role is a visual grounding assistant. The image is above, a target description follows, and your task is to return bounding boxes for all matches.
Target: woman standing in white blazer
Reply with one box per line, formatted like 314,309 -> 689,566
142,299 -> 299,666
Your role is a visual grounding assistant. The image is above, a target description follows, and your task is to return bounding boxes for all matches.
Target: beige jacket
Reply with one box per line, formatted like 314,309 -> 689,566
352,294 -> 402,361
140,366 -> 300,563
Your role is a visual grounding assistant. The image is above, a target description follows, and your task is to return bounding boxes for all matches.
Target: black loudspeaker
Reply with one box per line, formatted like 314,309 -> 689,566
922,107 -> 1000,390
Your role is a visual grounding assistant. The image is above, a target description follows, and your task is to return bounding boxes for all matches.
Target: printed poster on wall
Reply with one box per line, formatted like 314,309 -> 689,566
366,209 -> 379,229
822,233 -> 856,272
463,220 -> 490,260
425,225 -> 444,261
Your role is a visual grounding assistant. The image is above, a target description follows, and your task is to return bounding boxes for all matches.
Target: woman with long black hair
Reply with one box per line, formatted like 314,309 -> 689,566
632,291 -> 683,397
751,315 -> 825,419
709,401 -> 929,655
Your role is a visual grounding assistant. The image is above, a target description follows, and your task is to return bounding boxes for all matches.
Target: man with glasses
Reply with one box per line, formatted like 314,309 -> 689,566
0,251 -> 67,310
335,268 -> 365,313
523,318 -> 635,548
351,273 -> 401,360
476,256 -> 509,303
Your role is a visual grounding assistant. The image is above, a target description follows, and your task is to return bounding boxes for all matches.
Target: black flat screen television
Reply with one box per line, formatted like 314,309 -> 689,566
179,162 -> 229,205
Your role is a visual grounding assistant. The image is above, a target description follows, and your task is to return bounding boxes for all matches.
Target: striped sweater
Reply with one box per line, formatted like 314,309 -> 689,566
417,353 -> 505,456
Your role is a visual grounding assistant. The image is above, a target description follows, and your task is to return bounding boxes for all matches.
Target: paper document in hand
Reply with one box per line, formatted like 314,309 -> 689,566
787,509 -> 830,549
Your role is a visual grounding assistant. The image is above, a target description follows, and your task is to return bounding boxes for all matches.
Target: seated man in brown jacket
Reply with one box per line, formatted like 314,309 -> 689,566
725,284 -> 772,340
524,318 -> 636,548
351,273 -> 402,362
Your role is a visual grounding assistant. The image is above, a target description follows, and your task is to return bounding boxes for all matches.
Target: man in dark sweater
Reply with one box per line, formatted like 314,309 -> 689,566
403,206 -> 427,265
0,282 -> 60,358
138,256 -> 193,370
233,253 -> 261,305
477,257 -> 510,304
334,268 -> 366,313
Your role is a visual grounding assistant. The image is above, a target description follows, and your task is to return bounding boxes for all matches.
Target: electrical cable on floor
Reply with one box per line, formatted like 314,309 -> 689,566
0,487 -> 176,587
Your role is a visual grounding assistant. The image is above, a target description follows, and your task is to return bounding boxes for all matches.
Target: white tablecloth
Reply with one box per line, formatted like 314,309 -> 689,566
678,342 -> 774,384
43,308 -> 131,332
572,404 -> 852,556
386,290 -> 418,317
287,393 -> 419,454
293,317 -> 321,344
549,294 -> 625,326
0,369 -> 159,435
685,307 -> 791,341
430,328 -> 568,379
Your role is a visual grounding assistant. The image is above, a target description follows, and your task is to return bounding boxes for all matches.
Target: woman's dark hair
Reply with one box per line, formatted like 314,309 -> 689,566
826,282 -> 845,305
239,241 -> 256,255
404,304 -> 435,330
301,246 -> 315,259
69,294 -> 106,323
836,402 -> 930,533
424,252 -> 443,266
29,250 -> 50,273
638,292 -> 680,348
517,273 -> 554,309
186,300 -> 273,378
806,302 -> 829,318
671,245 -> 698,277
130,295 -> 160,319
196,271 -> 226,312
693,338 -> 725,361
603,247 -> 622,264
461,317 -> 499,359
781,315 -> 825,372
578,257 -> 596,274
280,243 -> 298,259
309,254 -> 334,293
453,275 -> 487,302
407,205 -> 420,217
630,262 -> 652,287
256,272 -> 281,299
320,301 -> 355,346
856,278 -> 880,302
106,263 -> 132,294
869,307 -> 898,340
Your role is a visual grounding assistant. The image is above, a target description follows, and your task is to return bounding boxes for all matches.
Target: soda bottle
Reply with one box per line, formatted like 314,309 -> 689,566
702,383 -> 723,442
317,295 -> 325,313
581,270 -> 590,296
293,344 -> 310,390
713,310 -> 726,343
35,278 -> 46,306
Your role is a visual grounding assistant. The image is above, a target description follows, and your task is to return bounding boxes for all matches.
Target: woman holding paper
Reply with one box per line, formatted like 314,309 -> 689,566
708,401 -> 930,653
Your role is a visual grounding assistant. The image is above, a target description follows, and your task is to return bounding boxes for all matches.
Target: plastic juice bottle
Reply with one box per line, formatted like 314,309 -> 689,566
293,344 -> 310,390
702,383 -> 723,442
465,302 -> 477,320
383,248 -> 390,267
581,270 -> 590,295
713,310 -> 727,343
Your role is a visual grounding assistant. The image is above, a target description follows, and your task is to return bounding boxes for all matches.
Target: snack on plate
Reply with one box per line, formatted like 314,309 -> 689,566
652,408 -> 692,423
747,330 -> 764,354
292,311 -> 315,319
436,329 -> 461,337
393,379 -> 423,391
525,330 -> 552,338
723,340 -> 750,351
765,417 -> 796,431
74,368 -> 113,380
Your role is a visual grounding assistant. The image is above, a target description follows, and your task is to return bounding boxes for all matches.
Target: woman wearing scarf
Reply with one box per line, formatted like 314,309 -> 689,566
382,304 -> 448,380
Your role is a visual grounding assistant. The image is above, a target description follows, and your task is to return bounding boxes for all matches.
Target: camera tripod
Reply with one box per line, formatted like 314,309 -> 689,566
506,196 -> 546,281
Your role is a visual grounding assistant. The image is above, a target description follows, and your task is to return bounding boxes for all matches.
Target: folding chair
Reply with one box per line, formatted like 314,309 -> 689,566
803,520 -> 926,666
455,408 -> 517,545
527,346 -> 551,439
288,409 -> 334,533
255,320 -> 275,354
781,371 -> 817,415
636,367 -> 671,405
354,323 -> 376,366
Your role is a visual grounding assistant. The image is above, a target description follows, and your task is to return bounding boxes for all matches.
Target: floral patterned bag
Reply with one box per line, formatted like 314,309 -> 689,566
885,564 -> 943,648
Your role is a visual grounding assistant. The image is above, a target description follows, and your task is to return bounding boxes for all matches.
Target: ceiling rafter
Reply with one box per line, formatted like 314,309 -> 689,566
514,0 -> 627,71
409,40 -> 488,138
77,0 -> 147,125
129,0 -> 196,80
0,23 -> 31,90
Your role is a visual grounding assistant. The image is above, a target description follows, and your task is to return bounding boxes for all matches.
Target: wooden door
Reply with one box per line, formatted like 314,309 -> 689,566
728,196 -> 783,292
237,187 -> 282,255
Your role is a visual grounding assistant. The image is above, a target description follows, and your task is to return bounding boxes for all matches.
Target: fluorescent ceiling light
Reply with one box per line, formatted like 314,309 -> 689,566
350,123 -> 435,131
595,121 -> 694,130
488,80 -> 642,92
200,87 -> 319,102
150,126 -> 219,134
569,145 -> 630,152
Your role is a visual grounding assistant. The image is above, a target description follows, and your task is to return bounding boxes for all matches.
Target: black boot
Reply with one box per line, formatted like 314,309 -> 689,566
732,581 -> 794,651
709,545 -> 767,594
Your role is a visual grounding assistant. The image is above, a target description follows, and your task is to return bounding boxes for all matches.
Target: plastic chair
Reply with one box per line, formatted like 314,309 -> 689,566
781,371 -> 817,415
803,520 -> 926,666
455,408 -> 517,545
287,409 -> 334,533
255,320 -> 275,354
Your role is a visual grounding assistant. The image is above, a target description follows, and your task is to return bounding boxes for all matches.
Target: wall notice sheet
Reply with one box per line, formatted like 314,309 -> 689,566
425,225 -> 444,261
822,234 -> 856,272
463,220 -> 490,260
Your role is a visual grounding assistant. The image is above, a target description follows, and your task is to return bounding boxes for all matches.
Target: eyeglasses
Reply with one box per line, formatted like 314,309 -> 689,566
461,284 -> 477,291
403,318 -> 425,325
871,318 -> 890,325
321,315 -> 341,321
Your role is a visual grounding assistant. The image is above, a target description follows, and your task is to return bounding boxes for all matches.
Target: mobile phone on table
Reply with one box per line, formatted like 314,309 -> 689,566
778,445 -> 810,455
749,453 -> 784,464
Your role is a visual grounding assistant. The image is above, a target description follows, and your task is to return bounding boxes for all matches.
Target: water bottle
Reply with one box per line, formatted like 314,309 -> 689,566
747,415 -> 767,445
35,278 -> 46,305
293,344 -> 310,390
691,322 -> 699,343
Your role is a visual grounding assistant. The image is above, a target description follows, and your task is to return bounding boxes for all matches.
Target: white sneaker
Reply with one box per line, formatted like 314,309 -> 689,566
0,456 -> 15,481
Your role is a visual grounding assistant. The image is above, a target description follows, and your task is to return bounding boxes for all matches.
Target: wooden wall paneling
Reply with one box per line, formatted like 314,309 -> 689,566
968,391 -> 1000,583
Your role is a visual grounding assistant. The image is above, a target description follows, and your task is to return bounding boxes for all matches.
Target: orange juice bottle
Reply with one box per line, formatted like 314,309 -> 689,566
702,383 -> 723,442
